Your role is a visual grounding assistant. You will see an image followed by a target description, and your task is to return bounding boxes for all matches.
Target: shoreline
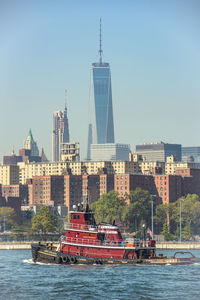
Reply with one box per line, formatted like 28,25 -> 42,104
1,241 -> 200,250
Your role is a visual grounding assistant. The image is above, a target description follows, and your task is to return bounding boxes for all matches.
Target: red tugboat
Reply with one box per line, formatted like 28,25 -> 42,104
31,204 -> 199,265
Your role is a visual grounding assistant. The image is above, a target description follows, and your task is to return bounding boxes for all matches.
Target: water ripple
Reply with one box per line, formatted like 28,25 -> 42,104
1,250 -> 200,300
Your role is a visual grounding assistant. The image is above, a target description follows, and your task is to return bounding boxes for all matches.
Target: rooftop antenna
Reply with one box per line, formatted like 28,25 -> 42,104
64,89 -> 67,110
99,18 -> 103,64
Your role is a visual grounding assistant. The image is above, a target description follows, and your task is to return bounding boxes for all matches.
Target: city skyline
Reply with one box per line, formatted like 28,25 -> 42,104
0,0 -> 200,161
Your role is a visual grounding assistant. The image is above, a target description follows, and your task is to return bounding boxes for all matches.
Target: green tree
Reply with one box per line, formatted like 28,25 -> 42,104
154,203 -> 171,232
90,190 -> 126,224
161,222 -> 176,241
171,194 -> 200,240
32,206 -> 59,235
122,188 -> 151,232
0,207 -> 16,231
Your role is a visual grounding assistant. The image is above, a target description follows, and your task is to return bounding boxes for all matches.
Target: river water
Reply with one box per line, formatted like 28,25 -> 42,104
1,250 -> 200,300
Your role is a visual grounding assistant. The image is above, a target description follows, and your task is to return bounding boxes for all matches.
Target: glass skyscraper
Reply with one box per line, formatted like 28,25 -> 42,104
92,62 -> 115,144
87,20 -> 115,159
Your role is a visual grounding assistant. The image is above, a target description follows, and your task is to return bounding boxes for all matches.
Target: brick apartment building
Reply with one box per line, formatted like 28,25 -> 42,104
175,168 -> 200,196
64,174 -> 82,209
114,174 -> 156,200
153,175 -> 182,205
32,175 -> 64,206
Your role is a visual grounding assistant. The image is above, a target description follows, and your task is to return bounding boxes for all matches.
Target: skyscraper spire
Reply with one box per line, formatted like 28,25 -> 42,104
99,18 -> 103,64
64,89 -> 67,111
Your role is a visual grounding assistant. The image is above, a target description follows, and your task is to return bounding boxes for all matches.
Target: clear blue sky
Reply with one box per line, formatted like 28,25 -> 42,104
0,0 -> 200,161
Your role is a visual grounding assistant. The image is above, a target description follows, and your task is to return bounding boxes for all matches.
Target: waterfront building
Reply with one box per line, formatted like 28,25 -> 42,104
114,174 -> 155,199
99,173 -> 114,196
82,173 -> 100,204
135,142 -> 182,162
182,146 -> 200,163
32,175 -> 64,206
64,174 -> 83,210
175,168 -> 200,196
90,143 -> 130,161
52,104 -> 70,162
153,174 -> 182,205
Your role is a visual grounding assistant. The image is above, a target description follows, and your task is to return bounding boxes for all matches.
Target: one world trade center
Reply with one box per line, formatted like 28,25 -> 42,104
87,19 -> 115,159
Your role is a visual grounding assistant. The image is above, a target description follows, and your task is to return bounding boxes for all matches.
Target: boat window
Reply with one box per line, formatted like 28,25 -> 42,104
107,250 -> 110,252
84,214 -> 89,221
73,215 -> 77,219
77,215 -> 80,219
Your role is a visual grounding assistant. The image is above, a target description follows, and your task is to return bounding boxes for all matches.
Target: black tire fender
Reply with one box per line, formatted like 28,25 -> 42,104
70,257 -> 77,264
62,256 -> 69,263
55,256 -> 61,264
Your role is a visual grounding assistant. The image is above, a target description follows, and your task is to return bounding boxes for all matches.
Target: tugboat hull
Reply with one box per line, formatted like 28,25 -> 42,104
31,243 -> 199,265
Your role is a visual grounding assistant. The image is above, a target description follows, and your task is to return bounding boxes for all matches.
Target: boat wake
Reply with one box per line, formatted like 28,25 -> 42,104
23,259 -> 58,266
23,259 -> 35,264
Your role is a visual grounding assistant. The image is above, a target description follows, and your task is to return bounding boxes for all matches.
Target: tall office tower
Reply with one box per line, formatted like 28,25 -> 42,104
52,102 -> 70,162
87,19 -> 115,160
24,129 -> 39,156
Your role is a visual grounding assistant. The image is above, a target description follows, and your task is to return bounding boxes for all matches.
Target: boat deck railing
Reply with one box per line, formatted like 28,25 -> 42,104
63,236 -> 141,248
64,222 -> 98,231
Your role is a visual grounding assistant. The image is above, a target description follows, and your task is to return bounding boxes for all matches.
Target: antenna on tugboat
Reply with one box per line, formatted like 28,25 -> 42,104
86,187 -> 89,212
